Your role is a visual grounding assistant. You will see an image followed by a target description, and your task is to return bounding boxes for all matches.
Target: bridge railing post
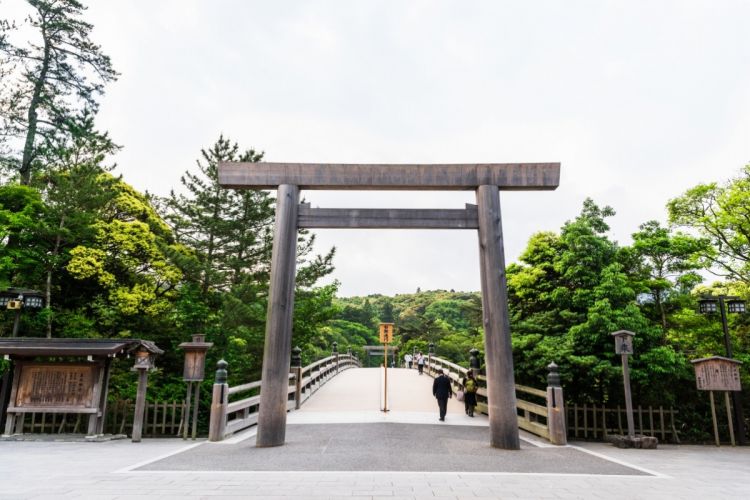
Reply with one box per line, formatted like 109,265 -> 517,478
546,361 -> 567,445
469,348 -> 481,378
208,360 -> 229,442
291,347 -> 302,410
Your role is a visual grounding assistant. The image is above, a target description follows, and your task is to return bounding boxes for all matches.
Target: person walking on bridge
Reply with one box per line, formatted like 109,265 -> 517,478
404,352 -> 413,369
462,371 -> 478,417
417,352 -> 425,374
433,370 -> 453,421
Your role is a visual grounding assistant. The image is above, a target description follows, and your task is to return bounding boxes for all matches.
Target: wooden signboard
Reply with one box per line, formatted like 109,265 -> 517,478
379,323 -> 394,344
11,362 -> 100,412
691,357 -> 742,392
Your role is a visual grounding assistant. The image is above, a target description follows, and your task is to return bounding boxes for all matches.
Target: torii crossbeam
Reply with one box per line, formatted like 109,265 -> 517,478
218,162 -> 560,450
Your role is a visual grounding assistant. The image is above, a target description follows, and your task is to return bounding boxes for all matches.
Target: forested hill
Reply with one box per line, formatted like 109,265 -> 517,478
324,290 -> 484,366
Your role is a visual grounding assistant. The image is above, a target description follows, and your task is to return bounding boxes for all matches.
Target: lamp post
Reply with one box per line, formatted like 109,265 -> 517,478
698,295 -> 747,445
178,334 -> 213,440
0,288 -> 45,337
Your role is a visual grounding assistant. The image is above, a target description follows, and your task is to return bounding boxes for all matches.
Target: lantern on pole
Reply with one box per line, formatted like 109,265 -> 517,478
130,345 -> 158,443
179,334 -> 213,440
0,288 -> 45,337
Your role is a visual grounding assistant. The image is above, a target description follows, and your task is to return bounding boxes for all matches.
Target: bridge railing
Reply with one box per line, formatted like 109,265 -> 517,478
208,352 -> 361,441
425,354 -> 566,445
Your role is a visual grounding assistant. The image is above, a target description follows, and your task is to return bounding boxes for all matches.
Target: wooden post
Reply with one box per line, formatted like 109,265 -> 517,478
710,390 -> 720,446
476,185 -> 519,450
3,363 -> 24,436
191,382 -> 200,440
11,310 -> 21,337
87,362 -> 106,437
659,406 -> 666,441
182,381 -> 192,440
291,347 -> 302,410
621,353 -> 635,438
0,365 -> 13,434
131,369 -> 149,442
293,366 -> 302,409
725,391 -> 735,446
208,360 -> 228,442
256,184 -> 299,447
546,362 -> 567,445
96,358 -> 112,435
584,405 -> 590,438
383,342 -> 388,412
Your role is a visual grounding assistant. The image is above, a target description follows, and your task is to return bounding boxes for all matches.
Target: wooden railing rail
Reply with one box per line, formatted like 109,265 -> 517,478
425,354 -> 566,445
208,352 -> 361,441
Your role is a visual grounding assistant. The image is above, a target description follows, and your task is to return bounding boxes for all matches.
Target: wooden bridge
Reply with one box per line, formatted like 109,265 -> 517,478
207,353 -> 567,446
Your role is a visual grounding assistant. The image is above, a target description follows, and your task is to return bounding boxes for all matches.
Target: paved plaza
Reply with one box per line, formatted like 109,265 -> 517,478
1,369 -> 748,499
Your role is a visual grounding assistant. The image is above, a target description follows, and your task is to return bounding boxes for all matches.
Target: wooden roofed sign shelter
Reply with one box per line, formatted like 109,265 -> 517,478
219,162 -> 561,450
0,338 -> 163,438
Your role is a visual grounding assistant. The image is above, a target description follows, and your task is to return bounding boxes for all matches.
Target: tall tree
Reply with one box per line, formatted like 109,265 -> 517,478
668,165 -> 750,285
165,136 -> 272,296
164,136 -> 335,379
628,220 -> 707,330
0,0 -> 117,184
66,176 -> 185,337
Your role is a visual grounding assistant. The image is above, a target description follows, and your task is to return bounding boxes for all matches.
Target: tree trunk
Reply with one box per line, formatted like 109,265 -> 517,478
656,291 -> 667,332
20,31 -> 51,185
46,216 -> 65,338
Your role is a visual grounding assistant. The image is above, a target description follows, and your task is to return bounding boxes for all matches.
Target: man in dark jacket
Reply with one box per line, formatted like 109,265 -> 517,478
432,370 -> 453,421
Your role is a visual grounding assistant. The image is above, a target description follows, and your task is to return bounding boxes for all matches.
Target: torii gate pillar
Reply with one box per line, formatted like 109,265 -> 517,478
256,184 -> 299,447
477,185 -> 519,449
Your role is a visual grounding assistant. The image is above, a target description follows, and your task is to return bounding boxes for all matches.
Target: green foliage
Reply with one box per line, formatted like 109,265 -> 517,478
0,184 -> 45,288
331,290 -> 483,367
668,165 -> 750,283
66,176 -> 184,332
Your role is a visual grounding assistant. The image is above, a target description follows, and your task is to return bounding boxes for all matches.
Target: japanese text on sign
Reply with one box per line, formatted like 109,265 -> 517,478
379,323 -> 394,343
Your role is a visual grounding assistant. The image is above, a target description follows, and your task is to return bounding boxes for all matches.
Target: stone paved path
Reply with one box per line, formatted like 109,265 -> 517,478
1,438 -> 749,499
1,368 -> 749,499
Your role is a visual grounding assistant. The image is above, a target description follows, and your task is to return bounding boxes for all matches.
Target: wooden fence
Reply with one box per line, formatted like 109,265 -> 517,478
209,353 -> 361,441
19,399 -> 185,437
567,403 -> 680,443
424,355 -> 566,445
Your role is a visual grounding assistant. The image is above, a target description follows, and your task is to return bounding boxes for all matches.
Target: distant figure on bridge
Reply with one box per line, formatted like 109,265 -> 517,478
417,352 -> 425,374
432,370 -> 453,421
404,353 -> 413,369
462,372 -> 478,417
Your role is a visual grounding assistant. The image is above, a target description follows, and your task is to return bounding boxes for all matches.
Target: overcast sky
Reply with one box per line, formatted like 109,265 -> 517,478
5,1 -> 750,296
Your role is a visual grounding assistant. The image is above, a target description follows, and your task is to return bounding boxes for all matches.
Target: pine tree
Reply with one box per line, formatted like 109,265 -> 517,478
0,0 -> 118,184
165,135 -> 273,295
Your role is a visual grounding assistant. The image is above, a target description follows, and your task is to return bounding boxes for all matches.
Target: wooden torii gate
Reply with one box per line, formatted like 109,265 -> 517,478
218,162 -> 560,450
